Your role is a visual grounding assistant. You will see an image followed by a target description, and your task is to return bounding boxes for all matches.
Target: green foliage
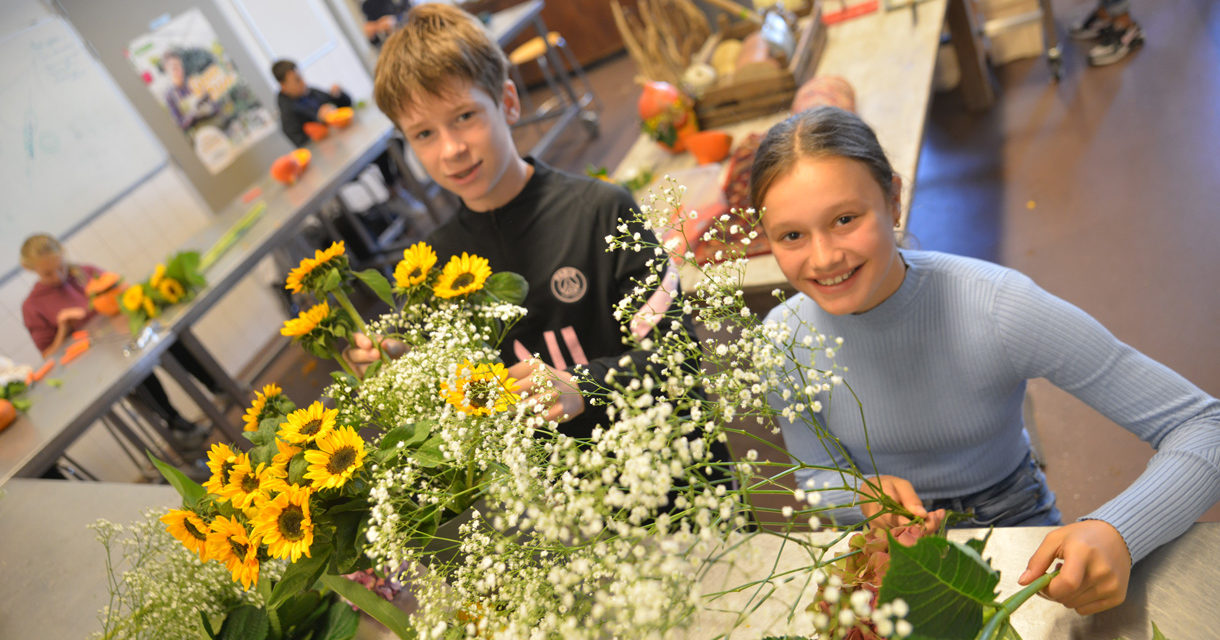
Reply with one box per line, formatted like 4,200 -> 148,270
319,574 -> 413,639
148,451 -> 205,509
355,268 -> 395,307
483,271 -> 528,305
216,604 -> 269,640
269,549 -> 331,609
879,535 -> 999,640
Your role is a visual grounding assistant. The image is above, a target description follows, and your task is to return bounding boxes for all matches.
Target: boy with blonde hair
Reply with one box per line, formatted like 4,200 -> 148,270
361,4 -> 699,441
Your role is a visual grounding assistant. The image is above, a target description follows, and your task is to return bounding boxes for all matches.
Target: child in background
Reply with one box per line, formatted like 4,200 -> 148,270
272,59 -> 352,148
753,106 -> 1220,615
19,234 -> 216,453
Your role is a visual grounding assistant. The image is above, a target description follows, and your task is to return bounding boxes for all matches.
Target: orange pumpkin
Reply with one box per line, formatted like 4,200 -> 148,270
685,130 -> 734,165
303,121 -> 330,141
85,272 -> 124,316
324,106 -> 354,128
0,399 -> 15,432
638,82 -> 699,153
270,154 -> 304,185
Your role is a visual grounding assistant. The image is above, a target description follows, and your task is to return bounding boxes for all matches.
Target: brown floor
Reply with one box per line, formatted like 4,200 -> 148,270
250,0 -> 1219,524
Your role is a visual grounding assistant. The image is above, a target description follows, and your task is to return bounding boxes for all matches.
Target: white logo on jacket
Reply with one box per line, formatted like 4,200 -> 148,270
550,266 -> 587,303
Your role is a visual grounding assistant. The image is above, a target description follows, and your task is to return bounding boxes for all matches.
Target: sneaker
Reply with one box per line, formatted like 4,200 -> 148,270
1088,22 -> 1144,66
1069,6 -> 1111,40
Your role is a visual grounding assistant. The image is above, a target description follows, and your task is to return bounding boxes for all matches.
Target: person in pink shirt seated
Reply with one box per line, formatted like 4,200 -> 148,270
19,234 -> 215,455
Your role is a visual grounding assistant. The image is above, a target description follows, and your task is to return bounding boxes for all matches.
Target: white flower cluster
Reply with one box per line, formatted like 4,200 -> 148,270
90,510 -> 286,640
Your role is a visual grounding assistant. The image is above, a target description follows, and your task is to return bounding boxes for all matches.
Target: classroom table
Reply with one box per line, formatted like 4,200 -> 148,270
0,478 -> 1213,640
0,110 -> 396,485
613,0 -> 948,292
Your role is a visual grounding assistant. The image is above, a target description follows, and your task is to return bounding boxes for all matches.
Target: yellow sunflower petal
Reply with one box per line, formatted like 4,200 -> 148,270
252,484 -> 314,562
277,401 -> 338,445
281,301 -> 330,338
440,360 -> 520,416
393,242 -> 438,288
206,515 -> 260,590
122,284 -> 144,311
303,426 -> 367,490
161,508 -> 211,561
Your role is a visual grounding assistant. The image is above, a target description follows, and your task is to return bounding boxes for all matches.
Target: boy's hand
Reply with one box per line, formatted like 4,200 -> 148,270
859,474 -> 945,533
317,103 -> 337,120
1019,520 -> 1131,615
344,332 -> 406,376
330,84 -> 343,97
508,360 -> 585,423
56,307 -> 88,326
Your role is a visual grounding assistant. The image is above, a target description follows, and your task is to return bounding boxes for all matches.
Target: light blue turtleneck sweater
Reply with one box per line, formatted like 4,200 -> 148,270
765,250 -> 1220,563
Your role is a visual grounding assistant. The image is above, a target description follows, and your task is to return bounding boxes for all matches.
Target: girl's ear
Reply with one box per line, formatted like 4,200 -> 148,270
501,79 -> 521,126
889,174 -> 903,227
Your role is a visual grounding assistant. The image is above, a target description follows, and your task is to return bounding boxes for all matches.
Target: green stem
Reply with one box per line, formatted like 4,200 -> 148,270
977,570 -> 1059,640
331,288 -> 390,364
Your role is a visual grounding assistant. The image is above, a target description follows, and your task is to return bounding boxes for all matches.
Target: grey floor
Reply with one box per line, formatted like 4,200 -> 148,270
242,0 -> 1220,523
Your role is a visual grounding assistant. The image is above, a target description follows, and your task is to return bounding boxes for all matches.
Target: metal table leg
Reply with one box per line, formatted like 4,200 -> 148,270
177,327 -> 251,408
159,355 -> 244,443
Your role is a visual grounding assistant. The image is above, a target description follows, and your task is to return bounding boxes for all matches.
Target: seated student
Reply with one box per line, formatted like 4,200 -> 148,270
271,59 -> 353,148
20,234 -> 216,453
352,3 -> 713,447
754,106 -> 1220,614
361,0 -> 411,48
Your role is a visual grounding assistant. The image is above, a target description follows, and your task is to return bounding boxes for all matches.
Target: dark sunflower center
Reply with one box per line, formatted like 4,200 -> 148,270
409,267 -> 423,279
278,505 -> 305,540
466,380 -> 494,409
220,461 -> 235,485
240,472 -> 260,493
299,418 -> 323,436
229,538 -> 249,558
326,446 -> 358,474
453,272 -> 475,289
184,518 -> 208,541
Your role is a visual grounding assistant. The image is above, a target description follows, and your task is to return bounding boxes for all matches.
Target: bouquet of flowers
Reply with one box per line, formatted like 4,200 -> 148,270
120,251 -> 207,334
98,187 -> 1057,639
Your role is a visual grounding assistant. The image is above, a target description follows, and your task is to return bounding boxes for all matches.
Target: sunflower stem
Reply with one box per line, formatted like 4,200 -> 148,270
331,289 -> 390,364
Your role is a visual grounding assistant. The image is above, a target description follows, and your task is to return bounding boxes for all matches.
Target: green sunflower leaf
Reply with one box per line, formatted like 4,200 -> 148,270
318,598 -> 361,640
217,603 -> 269,640
484,271 -> 529,305
355,268 -> 395,307
147,451 -> 205,508
319,574 -> 413,639
268,545 -> 331,609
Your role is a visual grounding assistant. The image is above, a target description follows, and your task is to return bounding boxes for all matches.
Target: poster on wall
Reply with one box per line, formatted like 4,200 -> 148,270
126,8 -> 275,174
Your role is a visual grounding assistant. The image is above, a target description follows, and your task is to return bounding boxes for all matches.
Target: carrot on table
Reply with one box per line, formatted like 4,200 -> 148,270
61,339 -> 91,365
29,359 -> 57,383
71,330 -> 89,341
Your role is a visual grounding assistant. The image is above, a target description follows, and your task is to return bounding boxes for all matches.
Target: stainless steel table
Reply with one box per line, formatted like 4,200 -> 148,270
0,109 -> 396,484
689,525 -> 1218,639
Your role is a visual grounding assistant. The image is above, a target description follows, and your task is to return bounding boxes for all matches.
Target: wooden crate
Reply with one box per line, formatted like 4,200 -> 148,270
694,4 -> 827,129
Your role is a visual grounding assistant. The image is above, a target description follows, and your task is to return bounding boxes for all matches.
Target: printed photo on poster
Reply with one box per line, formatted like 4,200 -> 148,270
127,9 -> 275,174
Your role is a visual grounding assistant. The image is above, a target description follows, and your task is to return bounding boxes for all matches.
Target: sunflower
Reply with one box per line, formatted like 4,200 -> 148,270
270,438 -> 303,471
433,252 -> 492,298
285,241 -> 346,294
220,455 -> 273,511
277,401 -> 338,445
393,242 -> 438,289
252,484 -> 314,562
202,442 -> 239,497
281,301 -> 330,338
142,297 -> 158,318
441,360 -> 520,416
122,284 -> 144,312
160,508 -> 211,560
303,426 -> 367,490
206,515 -> 261,590
243,383 -> 284,432
149,263 -> 166,288
157,277 -> 185,304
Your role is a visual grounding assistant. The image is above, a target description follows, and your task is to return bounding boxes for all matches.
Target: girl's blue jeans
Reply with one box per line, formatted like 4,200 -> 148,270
926,452 -> 1063,528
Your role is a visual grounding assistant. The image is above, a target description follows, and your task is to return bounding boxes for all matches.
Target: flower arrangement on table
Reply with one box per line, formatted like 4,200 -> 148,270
119,251 -> 207,334
95,191 -> 1057,640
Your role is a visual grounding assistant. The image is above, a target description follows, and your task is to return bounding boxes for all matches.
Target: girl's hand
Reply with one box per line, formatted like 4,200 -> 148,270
507,360 -> 585,423
859,474 -> 945,532
1019,519 -> 1132,615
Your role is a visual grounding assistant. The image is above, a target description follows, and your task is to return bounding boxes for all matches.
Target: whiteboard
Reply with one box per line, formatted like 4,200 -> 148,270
0,16 -> 165,268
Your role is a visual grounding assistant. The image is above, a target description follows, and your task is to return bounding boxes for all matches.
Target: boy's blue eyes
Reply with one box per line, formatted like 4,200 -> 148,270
409,112 -> 477,141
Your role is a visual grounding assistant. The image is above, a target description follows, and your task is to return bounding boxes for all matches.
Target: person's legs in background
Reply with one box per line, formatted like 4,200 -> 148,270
1070,0 -> 1143,66
131,373 -> 209,453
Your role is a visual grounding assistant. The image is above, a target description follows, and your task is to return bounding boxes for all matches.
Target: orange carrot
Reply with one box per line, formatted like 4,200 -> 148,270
71,330 -> 89,341
61,339 -> 91,365
30,359 -> 56,383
